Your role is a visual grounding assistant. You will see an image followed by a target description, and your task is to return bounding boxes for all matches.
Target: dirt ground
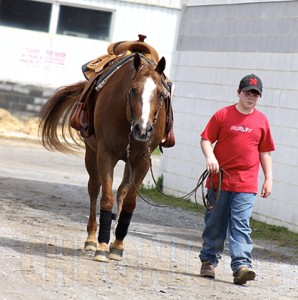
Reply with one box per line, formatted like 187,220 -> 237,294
0,109 -> 297,299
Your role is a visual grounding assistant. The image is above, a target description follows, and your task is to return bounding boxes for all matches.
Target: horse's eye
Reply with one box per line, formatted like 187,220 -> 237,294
130,88 -> 137,95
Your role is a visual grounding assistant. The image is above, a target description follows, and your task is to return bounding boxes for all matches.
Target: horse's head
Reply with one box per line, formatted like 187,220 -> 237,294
128,53 -> 167,142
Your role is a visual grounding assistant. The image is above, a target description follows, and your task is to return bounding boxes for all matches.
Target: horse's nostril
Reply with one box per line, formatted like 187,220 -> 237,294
132,122 -> 152,142
134,123 -> 141,133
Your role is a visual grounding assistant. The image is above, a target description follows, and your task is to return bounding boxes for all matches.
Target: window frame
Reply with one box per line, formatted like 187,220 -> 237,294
0,0 -> 114,41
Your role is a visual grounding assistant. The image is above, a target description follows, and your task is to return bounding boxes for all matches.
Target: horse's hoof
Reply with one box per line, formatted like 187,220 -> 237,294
84,241 -> 97,253
93,250 -> 109,263
109,246 -> 124,261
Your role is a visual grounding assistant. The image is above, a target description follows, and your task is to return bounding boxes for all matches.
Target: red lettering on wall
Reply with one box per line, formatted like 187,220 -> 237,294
20,47 -> 66,68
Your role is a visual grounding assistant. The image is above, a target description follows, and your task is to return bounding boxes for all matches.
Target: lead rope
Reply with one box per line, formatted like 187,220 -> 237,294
127,128 -> 225,210
126,93 -> 170,208
149,158 -> 225,210
125,62 -> 225,210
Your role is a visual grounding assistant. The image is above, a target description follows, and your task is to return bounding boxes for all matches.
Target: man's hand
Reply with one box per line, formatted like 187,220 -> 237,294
261,178 -> 272,198
201,138 -> 219,174
206,156 -> 219,174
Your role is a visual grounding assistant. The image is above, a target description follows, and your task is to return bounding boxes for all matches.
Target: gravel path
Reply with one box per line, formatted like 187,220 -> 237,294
0,138 -> 297,300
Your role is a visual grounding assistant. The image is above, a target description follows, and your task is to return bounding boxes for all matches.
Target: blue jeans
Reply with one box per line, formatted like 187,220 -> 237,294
199,190 -> 256,273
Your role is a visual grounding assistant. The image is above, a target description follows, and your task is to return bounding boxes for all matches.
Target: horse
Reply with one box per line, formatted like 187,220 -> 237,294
39,52 -> 170,262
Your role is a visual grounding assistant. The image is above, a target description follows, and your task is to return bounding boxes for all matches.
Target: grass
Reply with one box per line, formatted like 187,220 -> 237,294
139,182 -> 205,213
139,178 -> 298,251
151,147 -> 161,156
250,218 -> 298,250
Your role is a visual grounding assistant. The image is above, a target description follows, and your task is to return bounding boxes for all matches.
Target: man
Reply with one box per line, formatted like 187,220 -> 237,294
199,74 -> 275,285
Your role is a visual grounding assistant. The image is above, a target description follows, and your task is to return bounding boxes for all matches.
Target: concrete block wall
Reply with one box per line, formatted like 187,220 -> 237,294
0,81 -> 53,118
160,0 -> 298,232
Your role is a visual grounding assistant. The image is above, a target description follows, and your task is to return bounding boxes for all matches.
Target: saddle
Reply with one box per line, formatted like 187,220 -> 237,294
70,34 -> 175,148
82,34 -> 159,80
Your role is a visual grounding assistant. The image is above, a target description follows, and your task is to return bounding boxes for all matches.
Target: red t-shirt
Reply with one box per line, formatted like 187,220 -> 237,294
201,104 -> 275,193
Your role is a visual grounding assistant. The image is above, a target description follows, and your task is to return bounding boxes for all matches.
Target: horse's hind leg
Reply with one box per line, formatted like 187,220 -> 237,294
84,142 -> 100,253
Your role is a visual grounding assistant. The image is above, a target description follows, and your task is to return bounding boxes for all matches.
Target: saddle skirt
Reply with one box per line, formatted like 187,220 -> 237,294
70,34 -> 175,149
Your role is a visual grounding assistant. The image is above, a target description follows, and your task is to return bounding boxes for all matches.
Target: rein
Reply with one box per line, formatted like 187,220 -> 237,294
126,81 -> 166,208
125,56 -> 224,211
148,158 -> 224,210
126,128 -> 224,210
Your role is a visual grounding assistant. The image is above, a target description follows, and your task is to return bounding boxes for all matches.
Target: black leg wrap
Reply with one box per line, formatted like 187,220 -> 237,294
98,210 -> 112,244
115,211 -> 133,240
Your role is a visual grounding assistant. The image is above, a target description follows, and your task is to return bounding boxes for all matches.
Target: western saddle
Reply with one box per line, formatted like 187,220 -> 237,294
70,34 -> 175,149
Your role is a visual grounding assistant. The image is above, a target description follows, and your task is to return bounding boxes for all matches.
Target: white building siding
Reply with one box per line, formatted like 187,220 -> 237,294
0,0 -> 181,88
161,0 -> 298,232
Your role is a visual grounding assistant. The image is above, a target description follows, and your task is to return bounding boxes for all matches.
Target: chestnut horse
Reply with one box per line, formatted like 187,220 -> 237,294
39,53 -> 169,262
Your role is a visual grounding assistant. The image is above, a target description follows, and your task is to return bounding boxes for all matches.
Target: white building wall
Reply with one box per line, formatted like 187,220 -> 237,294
0,0 -> 181,88
160,0 -> 298,233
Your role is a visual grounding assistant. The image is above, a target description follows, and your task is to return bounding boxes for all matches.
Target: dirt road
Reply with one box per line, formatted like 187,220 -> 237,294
0,138 -> 297,300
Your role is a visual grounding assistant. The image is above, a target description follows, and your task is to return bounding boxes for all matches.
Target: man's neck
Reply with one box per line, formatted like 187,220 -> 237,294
235,103 -> 254,114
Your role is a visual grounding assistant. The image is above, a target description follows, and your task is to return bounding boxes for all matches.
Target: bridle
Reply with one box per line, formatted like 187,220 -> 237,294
126,61 -> 168,148
126,85 -> 165,137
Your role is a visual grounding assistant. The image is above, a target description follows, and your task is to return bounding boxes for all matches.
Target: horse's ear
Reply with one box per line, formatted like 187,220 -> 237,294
133,52 -> 141,71
155,57 -> 166,74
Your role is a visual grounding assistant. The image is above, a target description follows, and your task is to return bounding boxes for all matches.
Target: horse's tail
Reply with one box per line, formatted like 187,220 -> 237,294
39,81 -> 86,154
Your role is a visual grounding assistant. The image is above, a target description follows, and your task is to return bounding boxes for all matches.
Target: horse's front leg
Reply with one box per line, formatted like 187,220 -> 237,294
110,158 -> 150,261
94,154 -> 116,262
109,164 -> 131,260
84,143 -> 100,253
115,163 -> 131,223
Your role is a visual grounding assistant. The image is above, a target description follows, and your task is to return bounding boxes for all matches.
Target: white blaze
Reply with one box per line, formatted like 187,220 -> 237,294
141,77 -> 155,128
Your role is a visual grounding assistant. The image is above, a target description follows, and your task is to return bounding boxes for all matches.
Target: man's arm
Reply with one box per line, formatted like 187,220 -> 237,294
259,151 -> 273,198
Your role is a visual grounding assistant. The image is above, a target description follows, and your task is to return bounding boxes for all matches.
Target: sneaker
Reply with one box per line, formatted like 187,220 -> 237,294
200,261 -> 215,278
233,266 -> 256,285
